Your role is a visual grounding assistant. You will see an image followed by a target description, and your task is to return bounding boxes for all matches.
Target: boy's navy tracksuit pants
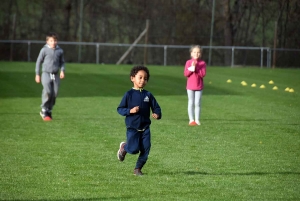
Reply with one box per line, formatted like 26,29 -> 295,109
124,127 -> 151,169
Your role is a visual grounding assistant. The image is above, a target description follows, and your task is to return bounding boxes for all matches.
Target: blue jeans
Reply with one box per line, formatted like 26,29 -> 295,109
125,127 -> 151,169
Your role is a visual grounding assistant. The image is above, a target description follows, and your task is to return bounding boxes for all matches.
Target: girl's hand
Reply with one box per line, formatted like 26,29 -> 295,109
152,113 -> 159,119
130,106 -> 139,113
188,61 -> 196,72
35,75 -> 40,83
188,65 -> 195,72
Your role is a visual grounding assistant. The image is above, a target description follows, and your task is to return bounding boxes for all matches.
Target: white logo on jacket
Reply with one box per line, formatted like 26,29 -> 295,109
144,96 -> 149,102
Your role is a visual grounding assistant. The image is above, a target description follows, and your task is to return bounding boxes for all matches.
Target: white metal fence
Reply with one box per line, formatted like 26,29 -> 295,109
1,40 -> 299,67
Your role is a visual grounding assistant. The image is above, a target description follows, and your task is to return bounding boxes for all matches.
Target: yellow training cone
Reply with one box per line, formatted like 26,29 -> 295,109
289,88 -> 294,93
272,86 -> 278,90
241,81 -> 247,86
285,87 -> 290,91
269,80 -> 274,84
251,83 -> 256,87
227,79 -> 232,83
260,85 -> 265,89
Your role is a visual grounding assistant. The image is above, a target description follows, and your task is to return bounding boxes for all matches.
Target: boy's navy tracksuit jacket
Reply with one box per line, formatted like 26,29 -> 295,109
117,88 -> 162,130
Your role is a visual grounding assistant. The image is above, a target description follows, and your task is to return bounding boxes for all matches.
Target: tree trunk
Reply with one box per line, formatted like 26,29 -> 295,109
63,0 -> 72,41
261,1 -> 265,46
223,0 -> 232,66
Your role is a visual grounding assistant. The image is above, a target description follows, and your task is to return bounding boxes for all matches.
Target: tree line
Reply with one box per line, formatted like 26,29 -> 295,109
1,0 -> 299,67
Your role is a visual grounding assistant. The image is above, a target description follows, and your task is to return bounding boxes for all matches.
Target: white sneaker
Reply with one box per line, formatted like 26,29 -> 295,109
195,120 -> 201,125
117,142 -> 126,162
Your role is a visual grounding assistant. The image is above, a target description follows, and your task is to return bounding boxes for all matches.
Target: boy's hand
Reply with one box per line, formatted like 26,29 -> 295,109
35,75 -> 40,83
60,71 -> 65,79
130,106 -> 139,114
152,113 -> 159,119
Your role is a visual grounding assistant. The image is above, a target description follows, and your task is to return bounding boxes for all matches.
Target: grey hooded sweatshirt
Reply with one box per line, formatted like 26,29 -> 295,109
35,44 -> 65,75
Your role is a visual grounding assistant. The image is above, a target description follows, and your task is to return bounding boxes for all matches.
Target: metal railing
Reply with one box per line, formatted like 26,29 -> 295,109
1,40 -> 299,67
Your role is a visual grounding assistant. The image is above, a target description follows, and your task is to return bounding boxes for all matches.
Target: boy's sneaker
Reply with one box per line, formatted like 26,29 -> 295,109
40,111 -> 52,121
47,110 -> 52,119
195,120 -> 201,125
117,142 -> 127,162
133,168 -> 143,176
189,121 -> 197,126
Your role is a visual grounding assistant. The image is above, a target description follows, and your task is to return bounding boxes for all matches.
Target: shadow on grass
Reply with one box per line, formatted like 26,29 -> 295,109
1,197 -> 132,201
184,171 -> 300,176
0,72 -> 241,98
170,118 -> 280,122
202,119 -> 300,125
165,118 -> 300,125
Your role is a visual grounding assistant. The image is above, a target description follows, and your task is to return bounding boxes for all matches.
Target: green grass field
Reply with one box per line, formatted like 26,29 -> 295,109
0,62 -> 299,201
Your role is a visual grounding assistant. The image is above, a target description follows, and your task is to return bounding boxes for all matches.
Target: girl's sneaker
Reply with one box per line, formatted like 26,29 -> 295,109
189,121 -> 197,126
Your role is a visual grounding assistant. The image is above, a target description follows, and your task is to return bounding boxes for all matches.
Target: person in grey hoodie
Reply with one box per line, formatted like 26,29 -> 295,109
35,32 -> 65,121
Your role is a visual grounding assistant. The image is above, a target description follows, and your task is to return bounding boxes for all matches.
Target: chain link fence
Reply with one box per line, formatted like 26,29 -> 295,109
1,40 -> 299,68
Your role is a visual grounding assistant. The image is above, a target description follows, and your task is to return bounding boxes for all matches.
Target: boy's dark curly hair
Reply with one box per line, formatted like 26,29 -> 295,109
130,66 -> 150,81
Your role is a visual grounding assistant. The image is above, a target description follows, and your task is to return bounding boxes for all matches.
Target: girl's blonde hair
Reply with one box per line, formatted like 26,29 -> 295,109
189,45 -> 201,53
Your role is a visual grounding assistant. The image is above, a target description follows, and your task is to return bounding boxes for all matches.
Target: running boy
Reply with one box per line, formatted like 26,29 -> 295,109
35,32 -> 65,121
117,66 -> 162,176
184,45 -> 206,126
